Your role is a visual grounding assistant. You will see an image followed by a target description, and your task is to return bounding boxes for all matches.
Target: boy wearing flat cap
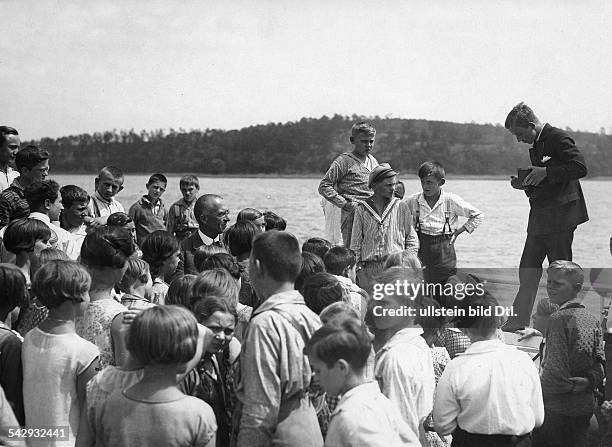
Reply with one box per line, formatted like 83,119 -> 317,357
319,121 -> 379,248
405,161 -> 484,299
350,163 -> 418,296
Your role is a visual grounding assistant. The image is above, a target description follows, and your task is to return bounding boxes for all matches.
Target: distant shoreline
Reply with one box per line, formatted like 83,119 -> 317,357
52,172 -> 612,181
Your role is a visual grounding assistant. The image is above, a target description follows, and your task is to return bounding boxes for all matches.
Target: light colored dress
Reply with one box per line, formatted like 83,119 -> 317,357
76,299 -> 127,368
22,328 -> 99,447
424,346 -> 452,447
322,198 -> 343,246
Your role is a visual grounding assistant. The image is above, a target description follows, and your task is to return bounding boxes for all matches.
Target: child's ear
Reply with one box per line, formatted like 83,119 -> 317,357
337,359 -> 350,375
439,178 -> 446,186
44,198 -> 52,210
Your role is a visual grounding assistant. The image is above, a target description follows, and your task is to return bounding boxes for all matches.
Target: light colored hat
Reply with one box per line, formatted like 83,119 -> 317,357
368,163 -> 398,188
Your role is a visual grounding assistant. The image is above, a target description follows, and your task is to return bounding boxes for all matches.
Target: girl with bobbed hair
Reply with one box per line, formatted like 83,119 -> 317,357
2,217 -> 51,286
140,230 -> 180,305
76,226 -> 136,368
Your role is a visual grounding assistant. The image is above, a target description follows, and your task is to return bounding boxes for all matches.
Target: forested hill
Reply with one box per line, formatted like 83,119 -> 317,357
31,115 -> 612,176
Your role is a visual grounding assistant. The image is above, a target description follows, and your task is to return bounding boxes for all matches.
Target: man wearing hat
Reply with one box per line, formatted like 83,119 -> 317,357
318,121 -> 379,248
350,163 -> 418,296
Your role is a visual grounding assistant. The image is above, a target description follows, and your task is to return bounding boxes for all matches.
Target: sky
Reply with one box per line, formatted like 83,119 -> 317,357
2,0 -> 612,140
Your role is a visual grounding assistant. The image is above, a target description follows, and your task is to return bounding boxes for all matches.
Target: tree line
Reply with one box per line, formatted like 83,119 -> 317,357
29,115 -> 612,176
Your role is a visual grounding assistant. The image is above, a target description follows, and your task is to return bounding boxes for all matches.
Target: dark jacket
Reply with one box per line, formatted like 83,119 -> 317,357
526,124 -> 588,234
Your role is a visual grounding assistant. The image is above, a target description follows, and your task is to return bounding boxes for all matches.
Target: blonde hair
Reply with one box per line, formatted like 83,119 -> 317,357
118,258 -> 150,293
191,268 -> 239,308
548,260 -> 584,290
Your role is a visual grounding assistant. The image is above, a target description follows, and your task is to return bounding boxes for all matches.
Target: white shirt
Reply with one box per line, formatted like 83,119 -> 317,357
405,190 -> 484,236
433,339 -> 544,436
30,212 -> 81,260
0,166 -> 19,193
88,191 -> 125,218
325,381 -> 420,447
197,229 -> 220,246
375,327 -> 435,445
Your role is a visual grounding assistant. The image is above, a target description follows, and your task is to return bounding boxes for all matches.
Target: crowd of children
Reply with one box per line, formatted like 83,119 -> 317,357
0,122 -> 608,447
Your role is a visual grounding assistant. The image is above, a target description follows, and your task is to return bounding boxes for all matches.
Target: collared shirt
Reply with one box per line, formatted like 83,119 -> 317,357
0,166 -> 19,193
350,197 -> 419,263
375,327 -> 435,445
88,191 -> 125,218
319,152 -> 378,208
535,123 -> 547,143
167,198 -> 199,235
197,229 -> 220,246
325,382 -> 420,447
236,290 -> 321,447
405,190 -> 484,236
0,178 -> 29,229
29,212 -> 80,260
128,195 -> 167,246
434,339 -> 544,436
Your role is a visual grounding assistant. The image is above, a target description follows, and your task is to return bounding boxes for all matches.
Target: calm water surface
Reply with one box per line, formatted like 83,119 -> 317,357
54,175 -> 611,268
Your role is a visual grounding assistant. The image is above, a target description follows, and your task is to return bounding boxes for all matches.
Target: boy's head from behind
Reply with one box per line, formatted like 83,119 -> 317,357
455,291 -> 501,340
250,231 -> 302,293
263,210 -> 286,231
295,251 -> 326,294
323,246 -> 356,278
95,166 -> 124,201
0,263 -> 29,320
302,272 -> 348,315
237,208 -> 265,232
179,175 -> 199,203
320,301 -> 361,326
547,260 -> 584,305
223,220 -> 261,258
302,237 -> 332,259
146,174 -> 167,202
305,318 -> 372,396
418,162 -> 445,198
118,257 -> 153,297
32,260 -> 91,310
127,305 -> 200,370
349,121 -> 376,158
191,268 -> 240,308
193,244 -> 228,272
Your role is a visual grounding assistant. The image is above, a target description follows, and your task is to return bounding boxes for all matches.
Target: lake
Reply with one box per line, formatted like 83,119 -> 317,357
53,174 -> 611,268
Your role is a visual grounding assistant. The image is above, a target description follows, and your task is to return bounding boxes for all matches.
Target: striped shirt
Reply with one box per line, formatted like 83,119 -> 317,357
319,152 -> 378,208
350,197 -> 419,263
405,191 -> 484,236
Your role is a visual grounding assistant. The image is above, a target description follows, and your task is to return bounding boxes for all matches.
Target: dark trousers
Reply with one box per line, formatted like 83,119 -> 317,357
452,427 -> 531,447
511,229 -> 575,326
532,410 -> 591,447
418,233 -> 457,304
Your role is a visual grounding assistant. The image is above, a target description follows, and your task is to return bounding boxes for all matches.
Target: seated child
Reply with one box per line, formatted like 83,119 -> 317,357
373,267 -> 436,445
263,210 -> 286,231
118,258 -> 155,310
434,293 -> 544,446
96,306 -> 217,446
167,175 -> 200,241
23,260 -> 100,445
236,208 -> 266,232
58,185 -> 90,251
87,166 -> 125,225
323,246 -> 368,317
0,264 -> 27,424
302,237 -> 332,259
305,319 -> 420,446
128,173 -> 168,246
405,161 -> 484,289
533,260 -> 605,447
140,230 -> 180,305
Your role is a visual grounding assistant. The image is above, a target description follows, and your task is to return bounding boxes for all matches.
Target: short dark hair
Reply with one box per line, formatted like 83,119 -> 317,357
24,180 -> 60,212
127,305 -> 199,366
295,251 -> 326,293
147,173 -> 167,185
80,226 -> 136,269
106,212 -> 133,227
418,161 -> 445,181
302,272 -> 348,315
191,295 -> 238,326
179,175 -> 199,189
32,260 -> 91,309
0,126 -> 18,146
223,220 -> 261,257
200,253 -> 242,280
60,185 -> 90,208
191,268 -> 239,307
252,231 -> 302,283
237,207 -> 263,222
15,145 -> 49,173
505,102 -> 539,130
323,246 -> 356,276
3,218 -> 51,254
193,244 -> 228,272
99,166 -> 124,179
166,274 -> 197,308
263,210 -> 287,231
302,237 -> 332,259
140,231 -> 179,278
304,318 -> 371,370
0,263 -> 29,317
454,292 -> 501,337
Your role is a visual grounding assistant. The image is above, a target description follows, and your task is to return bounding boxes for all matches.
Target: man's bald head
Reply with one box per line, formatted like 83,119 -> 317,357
195,194 -> 229,237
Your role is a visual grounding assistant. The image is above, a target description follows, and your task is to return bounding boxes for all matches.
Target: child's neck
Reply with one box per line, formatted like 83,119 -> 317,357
128,286 -> 146,300
424,191 -> 441,208
339,371 -> 368,395
351,149 -> 367,162
146,195 -> 159,205
125,364 -> 184,402
39,306 -> 77,335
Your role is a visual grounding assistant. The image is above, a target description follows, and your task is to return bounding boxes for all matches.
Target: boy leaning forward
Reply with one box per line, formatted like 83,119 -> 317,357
319,121 -> 378,248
